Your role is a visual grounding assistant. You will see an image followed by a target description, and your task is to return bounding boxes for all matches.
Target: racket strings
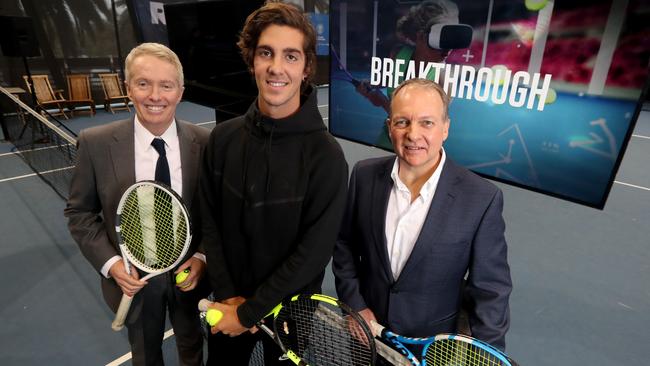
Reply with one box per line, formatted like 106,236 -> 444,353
424,339 -> 504,366
120,186 -> 188,271
275,299 -> 374,366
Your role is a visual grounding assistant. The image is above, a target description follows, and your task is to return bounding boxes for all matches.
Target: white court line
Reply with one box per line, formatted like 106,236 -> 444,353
632,134 -> 649,140
0,151 -> 18,158
0,166 -> 74,183
106,329 -> 175,366
614,180 -> 650,192
0,144 -> 76,158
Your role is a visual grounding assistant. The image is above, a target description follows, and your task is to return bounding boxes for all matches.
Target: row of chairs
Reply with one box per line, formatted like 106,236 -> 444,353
22,73 -> 131,119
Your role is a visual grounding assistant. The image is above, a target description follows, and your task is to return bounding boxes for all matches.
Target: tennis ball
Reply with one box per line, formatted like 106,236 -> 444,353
206,309 -> 223,326
544,88 -> 557,104
525,0 -> 548,11
491,64 -> 508,86
175,269 -> 190,285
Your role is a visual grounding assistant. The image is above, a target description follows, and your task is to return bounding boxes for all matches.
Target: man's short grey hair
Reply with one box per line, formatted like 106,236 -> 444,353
390,78 -> 451,121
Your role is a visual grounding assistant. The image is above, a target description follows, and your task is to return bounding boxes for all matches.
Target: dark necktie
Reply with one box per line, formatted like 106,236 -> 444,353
151,138 -> 171,268
151,138 -> 171,186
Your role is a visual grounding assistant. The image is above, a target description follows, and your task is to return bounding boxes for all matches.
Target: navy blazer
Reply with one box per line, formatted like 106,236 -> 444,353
333,156 -> 511,350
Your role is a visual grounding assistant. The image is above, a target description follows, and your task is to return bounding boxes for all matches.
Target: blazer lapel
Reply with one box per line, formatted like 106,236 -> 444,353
371,158 -> 397,283
397,159 -> 459,282
110,119 -> 135,193
177,121 -> 200,205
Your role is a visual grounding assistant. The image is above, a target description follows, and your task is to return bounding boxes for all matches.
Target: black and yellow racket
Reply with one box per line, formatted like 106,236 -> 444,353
199,294 -> 377,366
111,180 -> 192,331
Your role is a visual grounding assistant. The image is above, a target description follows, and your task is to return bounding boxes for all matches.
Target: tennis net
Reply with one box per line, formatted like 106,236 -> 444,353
1,86 -> 77,200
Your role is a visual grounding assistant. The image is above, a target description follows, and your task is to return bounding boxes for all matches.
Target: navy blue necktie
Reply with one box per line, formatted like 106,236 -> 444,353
150,138 -> 171,268
151,138 -> 171,186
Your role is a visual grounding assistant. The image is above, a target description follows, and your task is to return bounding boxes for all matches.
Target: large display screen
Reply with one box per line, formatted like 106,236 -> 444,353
329,0 -> 649,209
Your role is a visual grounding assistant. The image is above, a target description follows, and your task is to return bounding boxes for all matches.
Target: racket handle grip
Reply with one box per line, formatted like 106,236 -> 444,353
369,320 -> 385,337
198,298 -> 211,312
198,299 -> 223,326
111,294 -> 133,331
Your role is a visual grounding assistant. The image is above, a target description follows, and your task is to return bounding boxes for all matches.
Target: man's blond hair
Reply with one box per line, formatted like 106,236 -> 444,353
124,42 -> 184,86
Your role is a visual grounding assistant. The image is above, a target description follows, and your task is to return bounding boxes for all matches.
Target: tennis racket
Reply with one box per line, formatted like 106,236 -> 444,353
111,180 -> 192,331
199,294 -> 377,366
330,45 -> 361,87
370,321 -> 517,366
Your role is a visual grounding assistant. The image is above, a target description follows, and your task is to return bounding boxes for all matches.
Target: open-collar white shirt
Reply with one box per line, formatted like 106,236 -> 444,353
385,148 -> 446,279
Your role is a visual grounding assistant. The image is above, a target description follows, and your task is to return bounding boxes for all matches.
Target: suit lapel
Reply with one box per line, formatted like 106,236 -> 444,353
397,159 -> 460,282
110,119 -> 135,193
371,158 -> 397,283
177,121 -> 199,205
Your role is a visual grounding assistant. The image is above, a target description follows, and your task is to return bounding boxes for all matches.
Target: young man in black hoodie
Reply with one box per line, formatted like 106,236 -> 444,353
200,2 -> 348,364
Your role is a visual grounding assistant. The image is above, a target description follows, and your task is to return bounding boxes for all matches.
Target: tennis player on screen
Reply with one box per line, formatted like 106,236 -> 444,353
354,0 -> 472,149
333,78 -> 512,358
65,43 -> 209,365
199,1 -> 348,365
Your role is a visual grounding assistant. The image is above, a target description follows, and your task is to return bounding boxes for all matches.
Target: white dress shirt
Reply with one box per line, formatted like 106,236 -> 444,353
385,148 -> 446,279
133,116 -> 183,196
101,117 -> 203,278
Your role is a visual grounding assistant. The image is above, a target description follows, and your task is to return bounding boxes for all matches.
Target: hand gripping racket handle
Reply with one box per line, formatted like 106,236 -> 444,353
111,294 -> 134,331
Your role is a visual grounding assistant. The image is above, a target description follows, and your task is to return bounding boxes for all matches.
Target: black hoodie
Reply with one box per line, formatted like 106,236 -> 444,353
200,85 -> 349,327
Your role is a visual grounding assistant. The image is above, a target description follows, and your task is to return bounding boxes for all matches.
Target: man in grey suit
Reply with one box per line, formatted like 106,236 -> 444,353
333,78 -> 512,352
65,43 -> 209,365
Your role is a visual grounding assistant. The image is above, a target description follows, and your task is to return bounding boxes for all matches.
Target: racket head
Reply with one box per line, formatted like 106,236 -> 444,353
330,45 -> 360,87
424,334 -> 513,366
115,180 -> 192,274
272,294 -> 376,366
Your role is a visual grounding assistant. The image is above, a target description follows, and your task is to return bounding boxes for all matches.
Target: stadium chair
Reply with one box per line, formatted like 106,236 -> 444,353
99,73 -> 131,114
22,74 -> 69,119
66,74 -> 95,116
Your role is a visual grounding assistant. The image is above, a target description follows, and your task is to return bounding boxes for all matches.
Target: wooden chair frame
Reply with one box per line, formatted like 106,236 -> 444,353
22,74 -> 69,119
98,73 -> 131,114
66,74 -> 95,116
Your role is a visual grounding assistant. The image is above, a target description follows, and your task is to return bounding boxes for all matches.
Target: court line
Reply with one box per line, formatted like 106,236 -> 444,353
632,134 -> 649,140
0,166 -> 74,183
0,144 -> 74,158
105,328 -> 175,366
614,181 -> 650,192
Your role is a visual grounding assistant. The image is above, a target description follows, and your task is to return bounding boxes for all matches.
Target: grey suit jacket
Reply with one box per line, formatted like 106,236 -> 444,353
65,118 -> 209,310
333,156 -> 512,350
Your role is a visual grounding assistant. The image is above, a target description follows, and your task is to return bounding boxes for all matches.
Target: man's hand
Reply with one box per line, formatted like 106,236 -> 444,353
109,260 -> 146,297
349,308 -> 378,346
174,256 -> 205,291
207,300 -> 249,337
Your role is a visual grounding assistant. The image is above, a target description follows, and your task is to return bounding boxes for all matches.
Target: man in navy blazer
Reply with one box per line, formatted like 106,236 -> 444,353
333,78 -> 512,351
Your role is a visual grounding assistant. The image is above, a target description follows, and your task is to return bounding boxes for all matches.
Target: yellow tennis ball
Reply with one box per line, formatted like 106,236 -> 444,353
206,309 -> 223,326
175,269 -> 190,284
525,0 -> 548,11
544,88 -> 557,104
